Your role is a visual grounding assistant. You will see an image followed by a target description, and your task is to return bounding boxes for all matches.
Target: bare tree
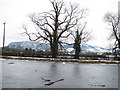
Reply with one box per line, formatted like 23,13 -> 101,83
104,12 -> 120,55
23,0 -> 87,58
73,23 -> 91,59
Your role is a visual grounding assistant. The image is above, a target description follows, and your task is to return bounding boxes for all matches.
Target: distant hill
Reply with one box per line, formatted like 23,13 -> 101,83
8,41 -> 110,53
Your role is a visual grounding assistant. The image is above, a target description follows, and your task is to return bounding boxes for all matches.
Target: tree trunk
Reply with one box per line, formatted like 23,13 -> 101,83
74,30 -> 81,59
118,41 -> 120,56
118,40 -> 120,49
50,41 -> 58,58
74,38 -> 81,59
74,44 -> 81,59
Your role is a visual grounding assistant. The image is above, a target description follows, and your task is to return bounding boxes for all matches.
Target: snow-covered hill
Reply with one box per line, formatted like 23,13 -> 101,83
8,41 -> 110,53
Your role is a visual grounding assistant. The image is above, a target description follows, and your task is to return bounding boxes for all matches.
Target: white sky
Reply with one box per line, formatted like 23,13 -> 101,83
0,0 -> 119,48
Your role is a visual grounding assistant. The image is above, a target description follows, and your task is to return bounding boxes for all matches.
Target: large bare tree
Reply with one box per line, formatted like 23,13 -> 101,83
23,0 -> 87,58
104,12 -> 120,55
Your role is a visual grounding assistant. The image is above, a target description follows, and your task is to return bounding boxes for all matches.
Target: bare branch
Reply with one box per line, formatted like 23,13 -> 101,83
104,12 -> 120,51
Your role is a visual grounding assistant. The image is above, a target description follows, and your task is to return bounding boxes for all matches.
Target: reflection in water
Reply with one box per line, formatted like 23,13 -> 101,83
118,64 -> 120,89
49,63 -> 58,78
50,63 -> 57,72
2,60 -> 118,88
73,63 -> 81,76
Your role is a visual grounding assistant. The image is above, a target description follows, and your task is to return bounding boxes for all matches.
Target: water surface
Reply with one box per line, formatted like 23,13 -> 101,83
2,60 -> 118,88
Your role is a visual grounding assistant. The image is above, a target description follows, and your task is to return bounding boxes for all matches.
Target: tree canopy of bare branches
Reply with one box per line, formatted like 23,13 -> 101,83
23,0 -> 88,58
104,12 -> 120,55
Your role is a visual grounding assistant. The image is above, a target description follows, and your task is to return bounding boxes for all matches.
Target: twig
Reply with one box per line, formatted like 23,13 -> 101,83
45,78 -> 64,86
42,77 -> 51,82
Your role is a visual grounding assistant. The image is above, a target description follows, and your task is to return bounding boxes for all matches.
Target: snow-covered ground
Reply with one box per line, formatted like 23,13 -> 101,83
1,56 -> 120,64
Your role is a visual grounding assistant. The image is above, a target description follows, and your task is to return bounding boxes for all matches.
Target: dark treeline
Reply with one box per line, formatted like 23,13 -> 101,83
2,47 -> 119,60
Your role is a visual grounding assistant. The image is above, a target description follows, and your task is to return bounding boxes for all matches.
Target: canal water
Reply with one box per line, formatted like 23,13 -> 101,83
2,59 -> 118,88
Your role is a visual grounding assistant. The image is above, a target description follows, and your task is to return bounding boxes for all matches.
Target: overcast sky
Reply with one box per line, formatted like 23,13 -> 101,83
0,0 -> 119,48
